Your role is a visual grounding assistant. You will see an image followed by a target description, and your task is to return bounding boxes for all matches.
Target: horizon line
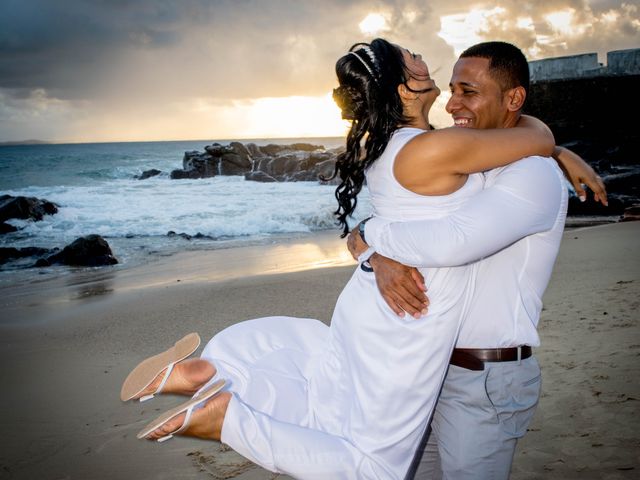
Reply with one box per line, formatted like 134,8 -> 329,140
0,134 -> 349,147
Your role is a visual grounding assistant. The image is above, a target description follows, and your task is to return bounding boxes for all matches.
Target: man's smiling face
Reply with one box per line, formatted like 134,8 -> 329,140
445,57 -> 509,130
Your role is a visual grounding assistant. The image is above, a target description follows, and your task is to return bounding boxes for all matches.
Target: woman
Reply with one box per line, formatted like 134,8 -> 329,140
121,38 -> 554,478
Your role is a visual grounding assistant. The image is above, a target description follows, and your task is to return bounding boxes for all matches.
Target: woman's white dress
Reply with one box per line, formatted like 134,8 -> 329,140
200,127 -> 483,479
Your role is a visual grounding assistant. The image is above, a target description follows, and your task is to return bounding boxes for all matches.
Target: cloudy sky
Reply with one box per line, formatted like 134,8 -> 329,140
1,0 -> 638,143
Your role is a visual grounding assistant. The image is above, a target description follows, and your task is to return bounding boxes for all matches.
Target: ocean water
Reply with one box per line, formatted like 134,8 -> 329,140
0,138 -> 371,276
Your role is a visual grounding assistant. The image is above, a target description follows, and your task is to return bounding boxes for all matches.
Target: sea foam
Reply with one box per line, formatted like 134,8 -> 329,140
0,139 -> 370,271
2,176 -> 370,253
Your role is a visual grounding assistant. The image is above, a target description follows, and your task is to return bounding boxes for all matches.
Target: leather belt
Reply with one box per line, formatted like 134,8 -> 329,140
450,346 -> 532,371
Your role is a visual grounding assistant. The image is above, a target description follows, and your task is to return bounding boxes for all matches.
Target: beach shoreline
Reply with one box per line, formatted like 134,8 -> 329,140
0,229 -> 354,327
0,222 -> 638,479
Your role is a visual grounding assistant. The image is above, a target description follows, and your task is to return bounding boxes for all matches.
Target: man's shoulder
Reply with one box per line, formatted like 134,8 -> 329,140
486,156 -> 559,177
508,155 -> 557,170
483,156 -> 564,191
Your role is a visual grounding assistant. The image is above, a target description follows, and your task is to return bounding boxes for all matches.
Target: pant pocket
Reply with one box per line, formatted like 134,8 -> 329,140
522,373 -> 541,388
484,360 -> 541,438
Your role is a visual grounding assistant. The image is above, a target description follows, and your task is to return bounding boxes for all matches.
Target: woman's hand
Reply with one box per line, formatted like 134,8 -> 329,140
553,146 -> 608,205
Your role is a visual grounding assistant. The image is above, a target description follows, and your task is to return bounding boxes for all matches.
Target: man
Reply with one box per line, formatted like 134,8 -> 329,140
348,42 -> 607,479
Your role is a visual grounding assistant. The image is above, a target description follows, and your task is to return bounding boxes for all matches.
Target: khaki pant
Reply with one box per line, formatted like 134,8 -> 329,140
414,356 -> 541,480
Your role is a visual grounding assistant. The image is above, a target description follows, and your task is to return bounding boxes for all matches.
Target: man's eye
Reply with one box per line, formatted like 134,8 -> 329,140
463,90 -> 475,95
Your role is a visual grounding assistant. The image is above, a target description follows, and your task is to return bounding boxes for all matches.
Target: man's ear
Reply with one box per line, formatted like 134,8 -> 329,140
505,86 -> 526,112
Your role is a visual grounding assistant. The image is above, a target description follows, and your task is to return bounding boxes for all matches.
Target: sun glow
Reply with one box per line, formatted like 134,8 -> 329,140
359,13 -> 389,35
516,16 -> 535,30
83,94 -> 349,143
545,9 -> 574,34
438,7 -> 506,55
231,93 -> 349,139
403,10 -> 418,24
601,10 -> 619,24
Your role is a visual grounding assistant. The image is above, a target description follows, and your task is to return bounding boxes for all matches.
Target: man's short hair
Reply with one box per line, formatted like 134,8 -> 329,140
460,41 -> 530,94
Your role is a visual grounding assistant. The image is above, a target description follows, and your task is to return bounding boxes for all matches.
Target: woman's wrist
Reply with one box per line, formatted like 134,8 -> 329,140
358,217 -> 372,244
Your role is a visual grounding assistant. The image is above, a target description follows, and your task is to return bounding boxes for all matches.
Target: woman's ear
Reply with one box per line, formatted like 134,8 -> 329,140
398,83 -> 413,101
398,83 -> 420,102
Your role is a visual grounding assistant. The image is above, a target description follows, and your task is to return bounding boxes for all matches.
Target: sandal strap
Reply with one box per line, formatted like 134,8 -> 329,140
156,400 -> 196,442
139,362 -> 175,402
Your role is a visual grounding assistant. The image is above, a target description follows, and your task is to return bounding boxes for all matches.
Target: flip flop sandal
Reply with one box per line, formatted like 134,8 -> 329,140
120,332 -> 201,402
136,378 -> 226,442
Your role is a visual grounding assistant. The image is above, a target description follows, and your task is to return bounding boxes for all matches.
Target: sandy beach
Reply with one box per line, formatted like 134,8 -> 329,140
0,222 -> 638,480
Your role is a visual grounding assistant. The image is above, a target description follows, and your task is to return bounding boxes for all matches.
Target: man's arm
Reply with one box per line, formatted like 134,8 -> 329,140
347,157 -> 563,318
364,156 -> 564,268
348,151 -> 607,317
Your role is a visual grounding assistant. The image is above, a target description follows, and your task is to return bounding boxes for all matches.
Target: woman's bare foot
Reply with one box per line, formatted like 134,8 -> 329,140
145,391 -> 232,441
134,359 -> 216,400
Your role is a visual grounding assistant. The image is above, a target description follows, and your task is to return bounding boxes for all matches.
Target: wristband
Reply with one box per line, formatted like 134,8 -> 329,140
358,217 -> 372,244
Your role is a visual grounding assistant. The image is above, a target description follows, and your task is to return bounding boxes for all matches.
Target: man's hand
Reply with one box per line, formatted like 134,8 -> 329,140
554,146 -> 608,206
347,223 -> 369,260
369,253 -> 429,319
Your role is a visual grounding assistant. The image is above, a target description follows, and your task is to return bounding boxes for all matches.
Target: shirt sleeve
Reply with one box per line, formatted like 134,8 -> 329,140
364,156 -> 566,268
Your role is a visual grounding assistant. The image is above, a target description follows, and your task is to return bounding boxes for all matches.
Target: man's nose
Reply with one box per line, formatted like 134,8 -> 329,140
445,94 -> 458,114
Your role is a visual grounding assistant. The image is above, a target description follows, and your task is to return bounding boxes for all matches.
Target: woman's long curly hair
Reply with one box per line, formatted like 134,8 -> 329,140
328,38 -> 417,236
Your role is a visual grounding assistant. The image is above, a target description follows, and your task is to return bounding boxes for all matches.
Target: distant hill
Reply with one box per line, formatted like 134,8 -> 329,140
0,139 -> 51,146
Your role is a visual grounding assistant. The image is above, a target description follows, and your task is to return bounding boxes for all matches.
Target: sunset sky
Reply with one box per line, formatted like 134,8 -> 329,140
1,0 -> 638,143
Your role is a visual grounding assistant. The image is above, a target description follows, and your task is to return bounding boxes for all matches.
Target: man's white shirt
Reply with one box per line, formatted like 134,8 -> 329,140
364,156 -> 568,348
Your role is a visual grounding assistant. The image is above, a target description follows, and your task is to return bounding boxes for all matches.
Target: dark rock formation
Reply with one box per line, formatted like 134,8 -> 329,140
567,196 -> 625,216
170,168 -> 202,180
169,141 -> 340,184
251,150 -> 338,183
167,231 -> 215,240
43,235 -> 118,267
172,142 -> 253,179
290,143 -> 324,152
525,73 -> 640,215
0,223 -> 17,234
136,169 -> 162,180
260,143 -> 323,156
204,144 -> 228,156
34,258 -> 51,268
167,230 -> 194,240
315,158 -> 339,181
243,143 -> 263,158
244,171 -> 278,183
620,204 -> 640,222
219,152 -> 252,176
526,76 -> 639,145
602,171 -> 639,197
171,150 -> 219,179
0,246 -> 51,265
0,195 -> 58,223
